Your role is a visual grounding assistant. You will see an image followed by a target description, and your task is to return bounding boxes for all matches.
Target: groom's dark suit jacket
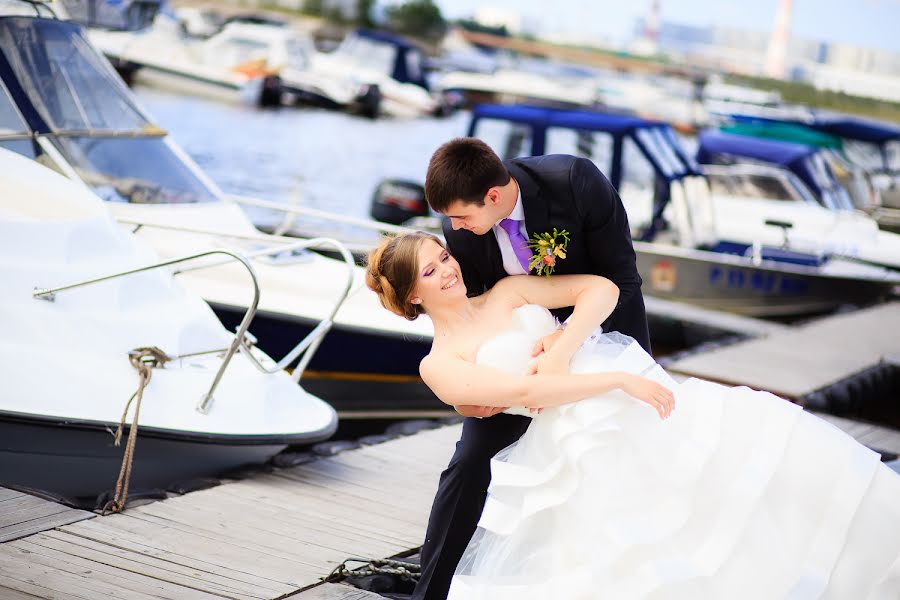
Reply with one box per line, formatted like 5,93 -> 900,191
442,154 -> 650,351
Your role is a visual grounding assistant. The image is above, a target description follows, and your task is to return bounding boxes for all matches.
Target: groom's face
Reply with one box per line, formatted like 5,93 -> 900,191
443,188 -> 505,236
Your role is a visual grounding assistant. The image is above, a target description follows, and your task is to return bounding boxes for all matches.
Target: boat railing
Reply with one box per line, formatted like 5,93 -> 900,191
31,238 -> 355,412
171,236 -> 357,383
114,220 -> 358,382
227,194 -> 421,236
33,249 -> 260,414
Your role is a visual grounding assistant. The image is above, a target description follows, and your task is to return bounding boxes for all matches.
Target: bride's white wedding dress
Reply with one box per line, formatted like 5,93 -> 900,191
447,304 -> 900,599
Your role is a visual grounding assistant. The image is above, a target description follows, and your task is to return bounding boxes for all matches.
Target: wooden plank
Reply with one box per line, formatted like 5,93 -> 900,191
60,519 -> 294,597
0,487 -> 27,502
44,529 -> 278,599
0,585 -> 43,600
294,582 -> 388,599
0,492 -> 94,543
25,532 -> 256,600
0,545 -> 150,600
219,479 -> 424,547
166,483 -> 419,550
129,497 -> 401,563
5,539 -> 226,600
0,499 -> 77,527
668,302 -> 900,398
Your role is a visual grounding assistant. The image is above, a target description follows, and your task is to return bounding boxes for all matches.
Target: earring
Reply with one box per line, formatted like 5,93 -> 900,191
411,298 -> 422,305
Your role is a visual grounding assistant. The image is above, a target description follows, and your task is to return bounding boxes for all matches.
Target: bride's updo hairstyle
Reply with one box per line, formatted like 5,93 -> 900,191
366,232 -> 445,320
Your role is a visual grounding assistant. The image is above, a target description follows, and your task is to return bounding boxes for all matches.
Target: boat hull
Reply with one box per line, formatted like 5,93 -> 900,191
0,413 -> 319,499
636,243 -> 898,317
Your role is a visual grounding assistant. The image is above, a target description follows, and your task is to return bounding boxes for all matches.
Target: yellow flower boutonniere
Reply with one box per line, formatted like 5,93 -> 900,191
526,228 -> 570,276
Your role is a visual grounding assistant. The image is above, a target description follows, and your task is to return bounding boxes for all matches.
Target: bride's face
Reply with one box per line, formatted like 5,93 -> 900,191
413,239 -> 466,309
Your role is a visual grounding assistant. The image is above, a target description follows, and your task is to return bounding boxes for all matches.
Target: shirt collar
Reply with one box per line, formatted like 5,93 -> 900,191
496,184 -> 525,226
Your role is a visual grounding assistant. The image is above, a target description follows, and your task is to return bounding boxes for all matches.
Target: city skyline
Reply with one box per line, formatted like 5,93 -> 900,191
433,0 -> 900,53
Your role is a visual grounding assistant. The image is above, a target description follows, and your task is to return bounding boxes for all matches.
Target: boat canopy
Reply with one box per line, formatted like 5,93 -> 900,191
349,28 -> 429,90
804,116 -> 900,145
467,103 -> 702,190
0,16 -> 220,204
720,121 -> 843,150
696,130 -> 854,211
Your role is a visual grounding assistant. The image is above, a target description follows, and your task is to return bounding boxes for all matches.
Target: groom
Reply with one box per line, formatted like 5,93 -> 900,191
413,138 -> 650,599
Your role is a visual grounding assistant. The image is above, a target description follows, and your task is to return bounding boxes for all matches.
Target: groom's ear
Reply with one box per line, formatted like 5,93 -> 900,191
485,187 -> 500,205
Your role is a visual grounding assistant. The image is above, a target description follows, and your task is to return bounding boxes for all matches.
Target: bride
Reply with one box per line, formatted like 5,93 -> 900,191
366,232 -> 900,599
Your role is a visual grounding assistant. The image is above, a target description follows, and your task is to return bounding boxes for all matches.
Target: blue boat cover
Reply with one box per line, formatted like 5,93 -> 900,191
471,104 -> 664,137
805,116 -> 900,144
353,28 -> 429,90
697,130 -> 815,168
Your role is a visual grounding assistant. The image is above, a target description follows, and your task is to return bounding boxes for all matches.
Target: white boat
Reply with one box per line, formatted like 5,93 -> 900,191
0,147 -> 338,499
0,13 -> 441,419
86,13 -> 286,106
694,130 -> 900,271
308,28 -> 441,118
435,67 -> 601,110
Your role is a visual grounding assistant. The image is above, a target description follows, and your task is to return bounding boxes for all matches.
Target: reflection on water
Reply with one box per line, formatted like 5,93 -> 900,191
133,85 -> 468,224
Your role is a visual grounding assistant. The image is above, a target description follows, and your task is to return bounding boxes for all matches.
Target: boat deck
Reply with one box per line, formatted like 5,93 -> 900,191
2,406 -> 900,599
666,301 -> 900,399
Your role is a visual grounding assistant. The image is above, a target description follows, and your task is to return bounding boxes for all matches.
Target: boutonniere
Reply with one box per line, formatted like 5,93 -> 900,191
526,228 -> 570,276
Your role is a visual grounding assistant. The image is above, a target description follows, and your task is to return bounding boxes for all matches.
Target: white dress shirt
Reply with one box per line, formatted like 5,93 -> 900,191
492,188 -> 529,276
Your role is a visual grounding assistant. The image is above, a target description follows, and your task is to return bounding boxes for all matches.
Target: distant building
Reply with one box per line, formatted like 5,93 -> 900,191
632,16 -> 900,101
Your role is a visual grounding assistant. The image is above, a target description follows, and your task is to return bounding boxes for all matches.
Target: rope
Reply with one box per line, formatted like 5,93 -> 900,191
324,557 -> 421,583
102,347 -> 170,515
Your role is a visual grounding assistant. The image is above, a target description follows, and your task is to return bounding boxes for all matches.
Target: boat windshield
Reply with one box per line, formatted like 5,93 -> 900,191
0,76 -> 36,158
804,152 -> 855,211
0,18 -> 219,203
0,17 -> 149,133
0,77 -> 28,137
51,135 -> 219,204
703,165 -> 818,205
337,34 -> 397,75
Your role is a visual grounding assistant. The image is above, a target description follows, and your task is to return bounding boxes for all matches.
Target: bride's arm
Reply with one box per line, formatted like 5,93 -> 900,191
493,274 -> 619,370
420,352 -> 673,418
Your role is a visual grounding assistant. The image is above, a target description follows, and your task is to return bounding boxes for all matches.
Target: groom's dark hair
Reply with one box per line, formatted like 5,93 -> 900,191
425,138 -> 511,213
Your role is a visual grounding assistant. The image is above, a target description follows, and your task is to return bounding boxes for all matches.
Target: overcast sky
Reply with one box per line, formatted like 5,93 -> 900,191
434,0 -> 900,52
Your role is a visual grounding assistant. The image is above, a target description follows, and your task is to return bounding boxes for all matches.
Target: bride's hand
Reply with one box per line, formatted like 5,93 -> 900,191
531,329 -> 564,357
527,351 -> 570,376
620,374 -> 675,419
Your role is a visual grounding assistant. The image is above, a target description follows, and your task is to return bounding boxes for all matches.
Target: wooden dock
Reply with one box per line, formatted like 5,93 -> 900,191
666,301 -> 900,400
0,426 -> 459,600
3,409 -> 900,599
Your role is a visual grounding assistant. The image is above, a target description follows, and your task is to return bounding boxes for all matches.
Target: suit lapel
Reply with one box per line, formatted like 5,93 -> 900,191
506,159 -> 551,255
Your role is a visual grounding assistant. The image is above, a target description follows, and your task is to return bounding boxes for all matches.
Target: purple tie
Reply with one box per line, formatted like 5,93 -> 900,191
499,218 -> 531,273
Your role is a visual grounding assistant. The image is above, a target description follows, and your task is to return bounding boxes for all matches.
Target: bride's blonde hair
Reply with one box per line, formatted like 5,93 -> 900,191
365,232 -> 445,320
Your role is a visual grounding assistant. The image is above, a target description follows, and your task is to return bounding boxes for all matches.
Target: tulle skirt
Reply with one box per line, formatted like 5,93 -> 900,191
449,335 -> 900,599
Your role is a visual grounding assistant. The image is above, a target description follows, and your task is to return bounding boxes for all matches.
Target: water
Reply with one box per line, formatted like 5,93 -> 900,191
133,85 -> 469,224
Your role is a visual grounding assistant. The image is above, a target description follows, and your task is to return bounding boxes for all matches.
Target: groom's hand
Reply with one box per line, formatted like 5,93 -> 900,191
531,330 -> 564,357
455,405 -> 507,418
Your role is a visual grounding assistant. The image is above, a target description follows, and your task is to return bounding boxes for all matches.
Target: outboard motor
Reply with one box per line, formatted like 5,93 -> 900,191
370,179 -> 429,225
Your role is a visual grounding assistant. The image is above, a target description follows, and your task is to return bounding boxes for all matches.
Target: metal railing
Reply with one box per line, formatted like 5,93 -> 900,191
113,218 -> 358,381
33,249 -> 259,414
172,236 -> 357,383
32,236 -> 356,412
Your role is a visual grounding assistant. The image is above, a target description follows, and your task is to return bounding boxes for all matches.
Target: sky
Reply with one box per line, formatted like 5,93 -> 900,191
434,0 -> 900,53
